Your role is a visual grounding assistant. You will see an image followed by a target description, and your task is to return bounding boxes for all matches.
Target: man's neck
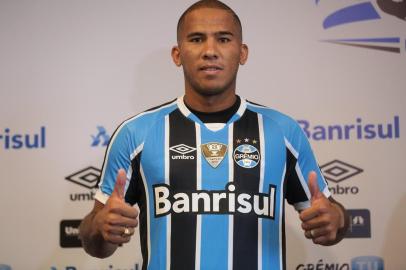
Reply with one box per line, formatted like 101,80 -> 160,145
186,96 -> 241,124
183,88 -> 237,113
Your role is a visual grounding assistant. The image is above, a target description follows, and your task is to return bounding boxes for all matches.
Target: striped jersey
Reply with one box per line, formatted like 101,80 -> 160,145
95,96 -> 331,270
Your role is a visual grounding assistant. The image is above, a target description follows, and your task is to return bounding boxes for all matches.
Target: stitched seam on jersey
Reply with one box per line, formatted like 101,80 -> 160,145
125,143 -> 145,196
140,164 -> 151,268
195,123 -> 202,270
164,115 -> 171,270
227,123 -> 234,270
235,98 -> 247,117
294,163 -> 311,201
284,138 -> 311,202
279,164 -> 287,270
284,138 -> 299,159
258,114 -> 265,270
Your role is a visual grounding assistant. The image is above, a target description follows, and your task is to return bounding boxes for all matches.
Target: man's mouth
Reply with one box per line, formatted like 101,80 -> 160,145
200,65 -> 223,74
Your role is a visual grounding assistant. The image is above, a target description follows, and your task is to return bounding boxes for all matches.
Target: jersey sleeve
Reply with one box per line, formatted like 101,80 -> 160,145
94,123 -> 137,204
284,120 -> 331,211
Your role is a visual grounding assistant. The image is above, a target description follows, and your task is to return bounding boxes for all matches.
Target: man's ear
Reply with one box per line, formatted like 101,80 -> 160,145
171,46 -> 182,67
239,44 -> 249,65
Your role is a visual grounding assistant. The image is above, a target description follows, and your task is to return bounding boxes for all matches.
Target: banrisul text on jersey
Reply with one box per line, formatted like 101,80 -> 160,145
153,182 -> 276,218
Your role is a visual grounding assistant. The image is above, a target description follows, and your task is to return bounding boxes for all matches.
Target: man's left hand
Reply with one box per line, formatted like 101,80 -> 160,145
299,171 -> 345,245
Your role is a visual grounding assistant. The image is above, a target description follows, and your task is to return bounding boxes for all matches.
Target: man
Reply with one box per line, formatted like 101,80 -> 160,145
79,1 -> 349,269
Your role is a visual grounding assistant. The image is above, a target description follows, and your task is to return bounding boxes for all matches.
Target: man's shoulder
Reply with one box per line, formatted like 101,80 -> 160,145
245,99 -> 311,148
120,98 -> 178,130
245,99 -> 298,129
109,98 -> 178,144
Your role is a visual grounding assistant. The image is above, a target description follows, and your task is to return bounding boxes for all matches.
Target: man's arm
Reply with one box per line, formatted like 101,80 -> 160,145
299,172 -> 349,246
327,197 -> 350,245
79,169 -> 138,258
79,201 -> 119,258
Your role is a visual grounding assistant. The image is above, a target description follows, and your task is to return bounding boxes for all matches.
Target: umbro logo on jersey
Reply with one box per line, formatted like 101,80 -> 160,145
170,144 -> 196,160
201,142 -> 227,168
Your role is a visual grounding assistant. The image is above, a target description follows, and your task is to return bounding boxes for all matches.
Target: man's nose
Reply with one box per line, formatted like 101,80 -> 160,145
202,38 -> 218,60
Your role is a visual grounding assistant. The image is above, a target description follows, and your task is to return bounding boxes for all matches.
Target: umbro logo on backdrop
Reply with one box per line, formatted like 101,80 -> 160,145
65,167 -> 100,189
320,160 -> 363,195
320,160 -> 363,183
65,167 -> 100,202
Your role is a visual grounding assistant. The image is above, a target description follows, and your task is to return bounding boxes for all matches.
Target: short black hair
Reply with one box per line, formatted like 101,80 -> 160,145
176,0 -> 243,43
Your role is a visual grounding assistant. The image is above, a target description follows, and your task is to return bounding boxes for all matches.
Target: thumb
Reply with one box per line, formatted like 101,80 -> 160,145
111,169 -> 127,200
307,171 -> 322,201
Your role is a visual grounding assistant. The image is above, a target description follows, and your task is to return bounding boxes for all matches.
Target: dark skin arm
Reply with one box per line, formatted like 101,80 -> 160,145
79,169 -> 139,258
299,172 -> 350,245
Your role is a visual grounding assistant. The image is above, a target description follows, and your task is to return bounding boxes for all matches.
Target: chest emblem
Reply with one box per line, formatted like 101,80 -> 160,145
233,144 -> 260,169
201,142 -> 228,168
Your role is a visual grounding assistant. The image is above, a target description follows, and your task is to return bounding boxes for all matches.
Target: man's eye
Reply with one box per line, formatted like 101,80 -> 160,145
190,37 -> 202,43
219,37 -> 231,43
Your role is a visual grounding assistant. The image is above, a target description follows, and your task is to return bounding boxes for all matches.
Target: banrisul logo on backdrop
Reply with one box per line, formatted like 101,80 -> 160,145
91,126 -> 110,147
298,116 -> 400,141
320,160 -> 363,195
65,167 -> 100,201
315,1 -> 406,54
0,127 -> 46,150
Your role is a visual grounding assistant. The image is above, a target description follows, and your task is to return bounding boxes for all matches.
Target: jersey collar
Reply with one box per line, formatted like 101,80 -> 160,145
176,95 -> 247,125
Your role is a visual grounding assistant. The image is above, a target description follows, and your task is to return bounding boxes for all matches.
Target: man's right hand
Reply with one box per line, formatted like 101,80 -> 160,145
93,169 -> 139,245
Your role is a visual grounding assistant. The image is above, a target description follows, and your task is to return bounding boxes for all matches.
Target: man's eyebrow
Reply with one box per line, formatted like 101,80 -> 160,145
186,31 -> 234,38
216,31 -> 234,36
186,32 -> 205,38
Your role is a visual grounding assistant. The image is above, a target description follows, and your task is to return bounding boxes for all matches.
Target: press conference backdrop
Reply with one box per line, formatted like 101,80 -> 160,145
0,0 -> 405,269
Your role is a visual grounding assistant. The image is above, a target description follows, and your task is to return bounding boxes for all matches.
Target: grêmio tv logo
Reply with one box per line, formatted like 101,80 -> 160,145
298,116 -> 399,141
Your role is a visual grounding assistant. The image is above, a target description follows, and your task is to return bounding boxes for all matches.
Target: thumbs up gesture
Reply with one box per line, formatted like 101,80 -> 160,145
93,169 -> 139,245
299,171 -> 345,245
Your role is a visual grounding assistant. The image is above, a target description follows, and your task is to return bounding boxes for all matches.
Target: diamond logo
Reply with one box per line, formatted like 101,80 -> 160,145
320,160 -> 363,183
170,144 -> 196,155
65,166 -> 100,189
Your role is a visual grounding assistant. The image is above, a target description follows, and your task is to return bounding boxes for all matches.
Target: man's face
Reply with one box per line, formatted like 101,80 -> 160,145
172,8 -> 248,97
